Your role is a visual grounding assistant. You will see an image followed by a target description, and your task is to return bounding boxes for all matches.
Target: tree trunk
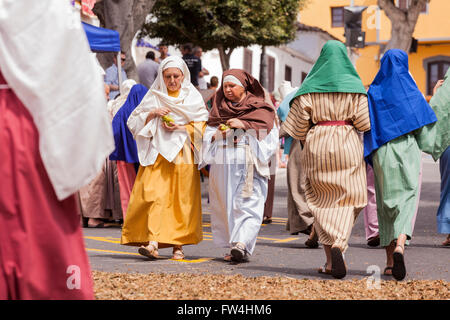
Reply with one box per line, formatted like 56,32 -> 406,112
259,46 -> 267,88
378,0 -> 428,53
93,0 -> 156,80
218,45 -> 233,71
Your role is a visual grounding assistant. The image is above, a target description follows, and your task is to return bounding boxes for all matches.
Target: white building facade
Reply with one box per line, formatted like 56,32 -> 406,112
133,23 -> 339,93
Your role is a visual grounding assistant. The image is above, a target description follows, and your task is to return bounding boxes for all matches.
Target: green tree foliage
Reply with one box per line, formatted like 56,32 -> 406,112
140,0 -> 306,70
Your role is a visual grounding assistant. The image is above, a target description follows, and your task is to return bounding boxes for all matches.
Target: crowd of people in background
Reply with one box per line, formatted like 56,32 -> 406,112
96,40 -> 450,282
0,0 -> 448,299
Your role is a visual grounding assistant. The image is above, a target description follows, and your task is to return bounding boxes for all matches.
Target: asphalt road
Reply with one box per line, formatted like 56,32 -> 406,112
84,154 -> 449,281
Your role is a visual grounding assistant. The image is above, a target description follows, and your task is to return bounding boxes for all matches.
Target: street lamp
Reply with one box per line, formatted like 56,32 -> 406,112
344,5 -> 367,48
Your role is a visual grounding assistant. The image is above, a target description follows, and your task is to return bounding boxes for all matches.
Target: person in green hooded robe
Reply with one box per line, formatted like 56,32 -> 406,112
281,40 -> 370,279
416,71 -> 450,247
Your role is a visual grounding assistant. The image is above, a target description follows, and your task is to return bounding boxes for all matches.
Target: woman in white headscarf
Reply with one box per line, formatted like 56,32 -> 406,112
107,79 -> 137,119
120,56 -> 209,260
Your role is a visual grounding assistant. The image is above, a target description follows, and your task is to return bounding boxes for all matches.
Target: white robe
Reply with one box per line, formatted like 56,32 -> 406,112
201,125 -> 279,255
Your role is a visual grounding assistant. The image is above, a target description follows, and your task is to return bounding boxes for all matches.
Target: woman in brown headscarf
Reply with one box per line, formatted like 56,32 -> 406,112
200,69 -> 278,262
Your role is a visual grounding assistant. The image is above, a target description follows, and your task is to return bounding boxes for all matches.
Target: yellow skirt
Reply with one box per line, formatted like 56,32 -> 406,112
120,152 -> 203,248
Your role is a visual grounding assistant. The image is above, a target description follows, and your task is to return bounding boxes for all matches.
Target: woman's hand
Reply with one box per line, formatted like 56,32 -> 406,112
146,107 -> 171,124
226,118 -> 246,129
433,79 -> 444,96
212,126 -> 233,142
162,121 -> 185,132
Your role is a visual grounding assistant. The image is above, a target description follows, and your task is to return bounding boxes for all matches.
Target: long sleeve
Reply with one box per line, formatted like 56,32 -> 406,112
127,103 -> 153,139
281,94 -> 312,141
353,93 -> 371,132
199,125 -> 219,169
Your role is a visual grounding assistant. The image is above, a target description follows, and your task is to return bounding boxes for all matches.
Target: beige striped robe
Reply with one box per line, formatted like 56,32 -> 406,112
282,92 -> 370,252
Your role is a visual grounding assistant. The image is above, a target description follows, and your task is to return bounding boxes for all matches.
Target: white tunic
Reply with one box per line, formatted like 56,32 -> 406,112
201,125 -> 279,255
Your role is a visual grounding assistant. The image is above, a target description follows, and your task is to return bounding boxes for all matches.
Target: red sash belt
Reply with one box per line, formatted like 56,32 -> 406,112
316,120 -> 352,126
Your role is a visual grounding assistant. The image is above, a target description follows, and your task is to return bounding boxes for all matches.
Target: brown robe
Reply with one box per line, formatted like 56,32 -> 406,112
78,159 -> 122,221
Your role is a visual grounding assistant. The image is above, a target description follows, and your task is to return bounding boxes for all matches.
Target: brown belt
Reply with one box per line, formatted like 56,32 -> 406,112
316,121 -> 353,126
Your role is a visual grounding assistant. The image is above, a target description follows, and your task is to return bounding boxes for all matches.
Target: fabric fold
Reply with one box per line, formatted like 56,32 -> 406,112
127,56 -> 209,166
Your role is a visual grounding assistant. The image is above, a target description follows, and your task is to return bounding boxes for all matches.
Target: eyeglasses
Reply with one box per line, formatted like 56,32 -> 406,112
121,58 -> 126,62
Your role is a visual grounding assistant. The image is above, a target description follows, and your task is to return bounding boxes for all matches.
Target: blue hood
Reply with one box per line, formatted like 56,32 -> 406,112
364,49 -> 437,161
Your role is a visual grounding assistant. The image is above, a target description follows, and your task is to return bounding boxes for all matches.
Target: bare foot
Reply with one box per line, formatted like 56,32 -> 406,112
87,218 -> 104,228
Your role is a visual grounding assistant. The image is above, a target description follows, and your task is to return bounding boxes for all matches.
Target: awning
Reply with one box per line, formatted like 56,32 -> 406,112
82,22 -> 121,52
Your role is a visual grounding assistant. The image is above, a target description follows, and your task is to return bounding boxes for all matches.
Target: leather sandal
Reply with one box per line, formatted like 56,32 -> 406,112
392,244 -> 406,281
262,216 -> 272,224
331,247 -> 347,279
367,235 -> 380,247
138,243 -> 159,259
383,266 -> 393,276
231,242 -> 246,262
172,247 -> 185,260
318,264 -> 332,275
305,238 -> 319,248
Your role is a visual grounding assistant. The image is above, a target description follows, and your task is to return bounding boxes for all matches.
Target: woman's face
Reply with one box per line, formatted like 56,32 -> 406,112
223,82 -> 246,103
163,67 -> 184,92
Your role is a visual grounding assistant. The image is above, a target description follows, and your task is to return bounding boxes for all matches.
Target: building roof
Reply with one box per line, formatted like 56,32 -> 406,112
296,22 -> 341,42
277,45 -> 315,64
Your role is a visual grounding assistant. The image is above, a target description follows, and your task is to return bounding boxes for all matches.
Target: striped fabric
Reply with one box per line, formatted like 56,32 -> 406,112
282,92 -> 370,252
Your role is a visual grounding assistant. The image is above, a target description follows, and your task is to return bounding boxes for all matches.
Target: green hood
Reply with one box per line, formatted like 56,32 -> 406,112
416,67 -> 450,160
290,40 -> 366,104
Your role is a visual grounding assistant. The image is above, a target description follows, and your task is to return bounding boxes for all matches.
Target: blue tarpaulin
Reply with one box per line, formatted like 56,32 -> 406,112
82,22 -> 121,52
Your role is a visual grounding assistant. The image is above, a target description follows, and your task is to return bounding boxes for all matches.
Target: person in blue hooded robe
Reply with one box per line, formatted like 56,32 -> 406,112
109,84 -> 148,217
364,49 -> 437,281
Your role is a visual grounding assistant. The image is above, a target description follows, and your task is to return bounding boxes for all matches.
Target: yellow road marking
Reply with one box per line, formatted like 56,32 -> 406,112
85,232 -> 298,245
87,248 -> 140,256
85,236 -> 120,244
273,237 -> 300,243
86,248 -> 213,263
256,236 -> 297,242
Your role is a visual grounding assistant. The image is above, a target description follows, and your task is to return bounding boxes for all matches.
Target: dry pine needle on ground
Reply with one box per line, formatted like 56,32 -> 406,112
92,271 -> 449,300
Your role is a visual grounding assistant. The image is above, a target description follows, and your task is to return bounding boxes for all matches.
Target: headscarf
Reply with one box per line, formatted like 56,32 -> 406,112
109,84 -> 148,163
277,82 -> 298,155
127,56 -> 209,165
363,49 -> 437,161
277,81 -> 297,122
289,40 -> 367,105
207,69 -> 275,135
416,67 -> 450,161
107,79 -> 137,119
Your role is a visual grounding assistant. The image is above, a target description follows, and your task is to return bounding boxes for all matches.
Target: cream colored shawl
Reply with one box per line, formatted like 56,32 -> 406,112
107,79 -> 137,119
127,56 -> 209,165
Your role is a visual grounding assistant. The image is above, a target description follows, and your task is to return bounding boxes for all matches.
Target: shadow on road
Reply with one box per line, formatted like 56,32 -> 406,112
237,265 -> 370,278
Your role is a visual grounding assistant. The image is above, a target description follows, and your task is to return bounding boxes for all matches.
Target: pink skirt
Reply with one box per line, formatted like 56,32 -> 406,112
0,73 -> 94,300
116,160 -> 137,219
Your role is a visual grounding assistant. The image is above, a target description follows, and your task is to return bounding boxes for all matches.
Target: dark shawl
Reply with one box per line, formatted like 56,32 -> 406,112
207,69 -> 275,136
